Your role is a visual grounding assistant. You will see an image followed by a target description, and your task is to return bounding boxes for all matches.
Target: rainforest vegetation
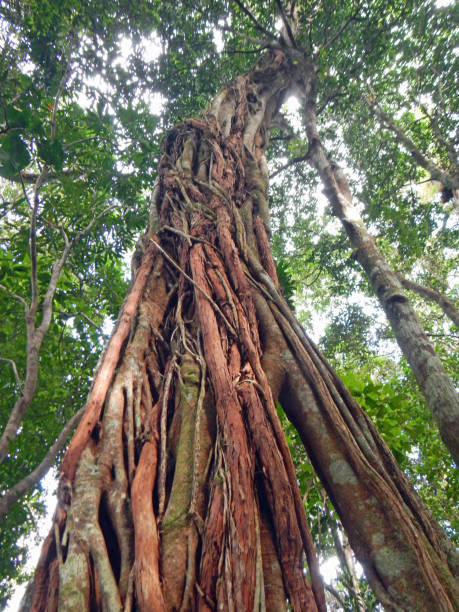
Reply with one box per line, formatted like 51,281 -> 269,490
0,0 -> 457,609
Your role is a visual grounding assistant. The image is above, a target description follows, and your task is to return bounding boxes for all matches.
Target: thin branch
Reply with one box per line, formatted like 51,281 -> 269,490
231,0 -> 276,40
225,44 -> 271,56
367,90 -> 459,190
63,136 -> 97,150
400,177 -> 436,189
18,172 -> 32,208
324,583 -> 347,609
420,104 -> 458,168
29,169 -> 48,319
7,170 -> 76,185
320,12 -> 357,55
0,357 -> 23,393
0,283 -> 28,309
396,274 -> 459,327
0,204 -> 114,463
274,0 -> 297,47
50,49 -> 74,140
37,203 -> 114,339
269,151 -> 311,179
57,309 -> 105,333
0,407 -> 84,519
317,91 -> 345,116
28,37 -> 74,320
71,203 -> 115,246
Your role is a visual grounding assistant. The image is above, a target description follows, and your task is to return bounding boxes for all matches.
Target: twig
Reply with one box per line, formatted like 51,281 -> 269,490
0,357 -> 23,393
0,283 -> 28,309
0,406 -> 84,519
320,12 -> 357,54
50,42 -> 74,140
18,172 -> 32,208
7,170 -> 73,185
29,168 -> 49,319
324,583 -> 347,608
27,36 -> 74,320
420,104 -> 457,168
366,88 -> 459,190
269,151 -> 311,179
57,310 -> 104,333
0,204 -> 115,464
63,136 -> 97,150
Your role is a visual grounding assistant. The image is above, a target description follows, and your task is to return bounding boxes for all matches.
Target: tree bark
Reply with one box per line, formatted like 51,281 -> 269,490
26,47 -> 458,612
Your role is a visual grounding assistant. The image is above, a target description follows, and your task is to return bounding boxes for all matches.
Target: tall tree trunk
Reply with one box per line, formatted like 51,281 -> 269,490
300,59 -> 459,465
27,48 -> 458,612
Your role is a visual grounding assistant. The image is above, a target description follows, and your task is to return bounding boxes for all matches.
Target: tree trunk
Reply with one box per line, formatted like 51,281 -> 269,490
27,48 -> 458,612
328,512 -> 365,612
300,59 -> 459,465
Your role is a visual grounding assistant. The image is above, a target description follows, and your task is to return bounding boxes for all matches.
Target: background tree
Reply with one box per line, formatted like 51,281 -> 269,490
0,0 -> 162,600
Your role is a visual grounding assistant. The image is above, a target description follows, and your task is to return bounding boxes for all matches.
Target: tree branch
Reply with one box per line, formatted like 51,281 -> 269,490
0,203 -> 114,463
231,0 -> 276,40
419,104 -> 458,168
29,168 -> 48,320
324,583 -> 347,609
7,169 -> 76,185
269,150 -> 311,179
300,62 -> 459,465
0,407 -> 84,519
367,92 -> 459,190
396,274 -> 459,327
320,12 -> 356,55
50,47 -> 74,140
0,357 -> 23,393
57,309 -> 105,334
0,283 -> 28,309
274,0 -> 297,47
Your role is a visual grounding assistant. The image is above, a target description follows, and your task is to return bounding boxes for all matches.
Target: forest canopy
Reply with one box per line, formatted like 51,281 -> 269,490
0,0 -> 457,608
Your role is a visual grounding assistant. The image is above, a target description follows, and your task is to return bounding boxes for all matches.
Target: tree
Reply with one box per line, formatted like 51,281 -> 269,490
1,0 -> 458,601
25,38 -> 459,610
0,1 -> 162,598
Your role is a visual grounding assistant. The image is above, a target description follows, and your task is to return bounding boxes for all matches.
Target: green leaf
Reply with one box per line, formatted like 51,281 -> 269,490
5,105 -> 30,129
37,139 -> 65,170
0,132 -> 30,177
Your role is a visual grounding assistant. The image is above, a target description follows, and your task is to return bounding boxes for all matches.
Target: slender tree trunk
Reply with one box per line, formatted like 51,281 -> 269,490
300,59 -> 459,466
328,515 -> 365,612
27,48 -> 458,611
367,96 -> 459,190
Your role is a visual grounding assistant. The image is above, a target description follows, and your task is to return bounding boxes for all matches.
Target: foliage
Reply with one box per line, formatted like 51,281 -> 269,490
0,0 -> 163,601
